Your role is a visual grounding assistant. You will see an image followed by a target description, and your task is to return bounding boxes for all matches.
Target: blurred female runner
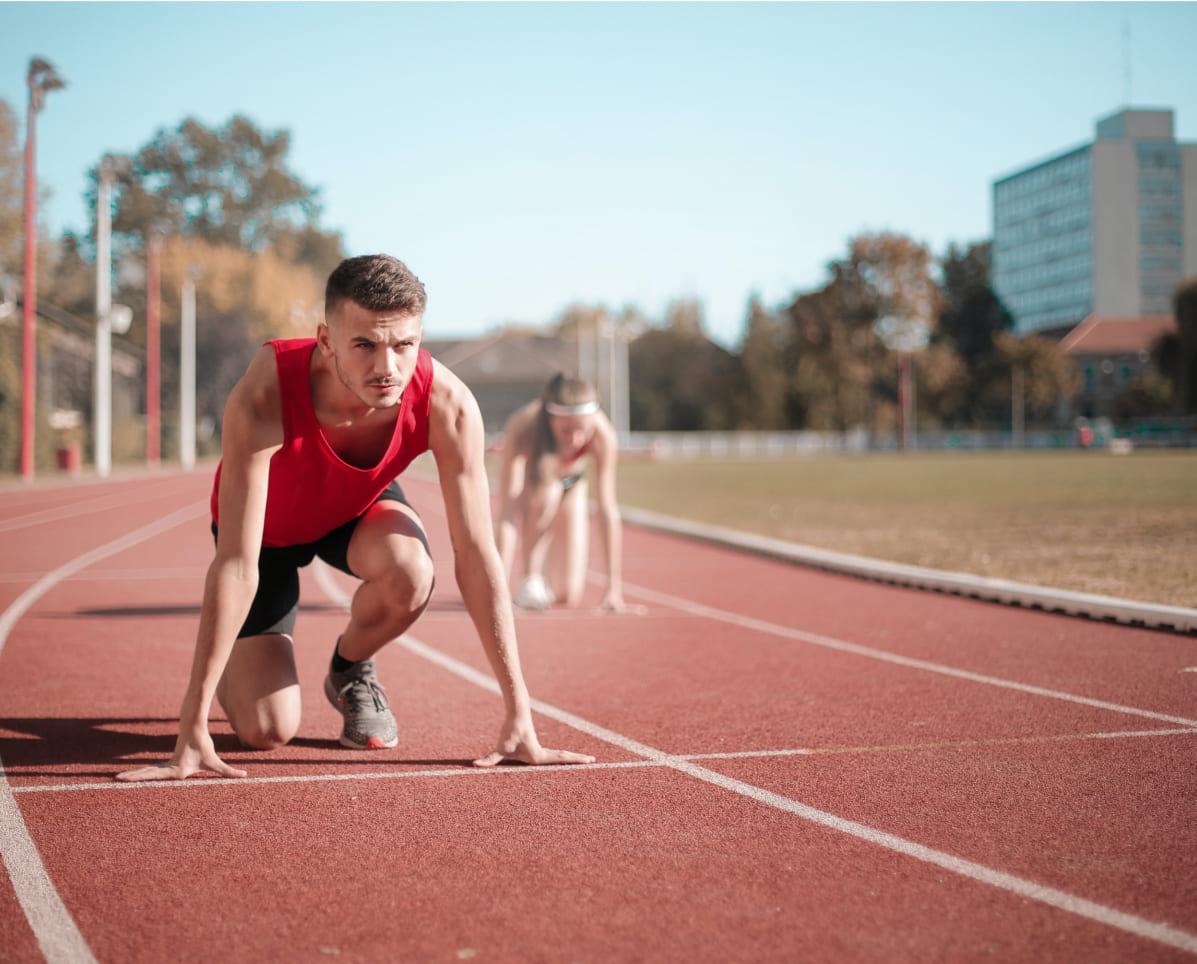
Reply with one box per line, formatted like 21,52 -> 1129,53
496,373 -> 637,612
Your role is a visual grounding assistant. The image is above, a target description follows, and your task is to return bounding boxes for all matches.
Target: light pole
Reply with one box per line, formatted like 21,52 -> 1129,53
20,56 -> 66,481
93,159 -> 133,477
180,267 -> 200,470
145,230 -> 162,466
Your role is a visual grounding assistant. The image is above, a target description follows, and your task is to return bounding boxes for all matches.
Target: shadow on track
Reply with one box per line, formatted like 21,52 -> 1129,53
0,718 -> 474,777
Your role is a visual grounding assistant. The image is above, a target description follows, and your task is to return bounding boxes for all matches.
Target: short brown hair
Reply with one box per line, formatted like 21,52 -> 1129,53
325,254 -> 427,318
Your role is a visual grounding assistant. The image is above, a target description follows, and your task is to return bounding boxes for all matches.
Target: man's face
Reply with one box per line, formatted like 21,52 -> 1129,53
318,300 -> 423,411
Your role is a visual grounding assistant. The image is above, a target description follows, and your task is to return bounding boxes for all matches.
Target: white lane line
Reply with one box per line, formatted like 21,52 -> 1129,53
0,568 -> 207,585
0,500 -> 210,964
0,479 -> 190,534
312,562 -> 1197,956
15,727 -> 1195,795
616,579 -> 1197,730
13,760 -> 663,794
405,635 -> 1197,957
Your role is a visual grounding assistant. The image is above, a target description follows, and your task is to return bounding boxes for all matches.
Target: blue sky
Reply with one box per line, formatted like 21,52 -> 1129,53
2,2 -> 1195,346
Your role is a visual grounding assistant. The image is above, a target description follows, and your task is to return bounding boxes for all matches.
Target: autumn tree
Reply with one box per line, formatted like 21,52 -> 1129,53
0,99 -> 21,281
0,100 -> 23,468
987,332 -> 1082,425
0,97 -> 61,472
844,233 -> 943,353
152,236 -> 326,452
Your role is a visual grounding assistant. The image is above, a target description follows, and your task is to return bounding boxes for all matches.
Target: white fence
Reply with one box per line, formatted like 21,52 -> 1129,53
622,425 -> 1195,458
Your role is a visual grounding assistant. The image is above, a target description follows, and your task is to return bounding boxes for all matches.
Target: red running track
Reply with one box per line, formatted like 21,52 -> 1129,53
1,467 -> 1195,963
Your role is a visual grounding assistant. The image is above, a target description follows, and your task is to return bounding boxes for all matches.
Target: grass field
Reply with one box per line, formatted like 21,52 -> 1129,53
613,449 -> 1197,610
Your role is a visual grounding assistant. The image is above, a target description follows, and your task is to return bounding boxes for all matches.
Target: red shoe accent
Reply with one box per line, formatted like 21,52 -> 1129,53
365,737 -> 388,749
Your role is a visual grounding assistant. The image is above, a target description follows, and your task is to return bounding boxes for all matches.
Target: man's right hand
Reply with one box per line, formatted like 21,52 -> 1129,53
116,728 -> 248,782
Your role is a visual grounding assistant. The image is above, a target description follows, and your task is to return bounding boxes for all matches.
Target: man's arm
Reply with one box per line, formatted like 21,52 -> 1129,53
117,347 -> 283,781
428,362 -> 594,767
494,410 -> 529,582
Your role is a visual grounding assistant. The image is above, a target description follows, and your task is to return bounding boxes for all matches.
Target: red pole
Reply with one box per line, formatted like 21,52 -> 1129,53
146,235 -> 161,465
897,352 -> 913,452
20,96 -> 38,481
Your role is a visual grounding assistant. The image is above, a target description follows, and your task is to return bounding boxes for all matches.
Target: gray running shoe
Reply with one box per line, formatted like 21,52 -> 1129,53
323,655 -> 399,749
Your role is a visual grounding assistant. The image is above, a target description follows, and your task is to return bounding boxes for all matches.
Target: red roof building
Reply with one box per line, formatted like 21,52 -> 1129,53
1059,314 -> 1177,418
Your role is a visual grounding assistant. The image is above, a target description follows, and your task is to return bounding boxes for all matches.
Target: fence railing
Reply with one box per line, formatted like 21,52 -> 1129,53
622,423 -> 1196,458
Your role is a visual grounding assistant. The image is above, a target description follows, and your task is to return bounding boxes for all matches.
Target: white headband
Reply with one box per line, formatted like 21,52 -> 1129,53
545,400 -> 599,417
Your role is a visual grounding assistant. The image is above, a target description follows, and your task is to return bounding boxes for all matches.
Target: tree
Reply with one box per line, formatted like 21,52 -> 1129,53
838,233 -> 943,352
784,274 -> 887,431
1,97 -> 65,474
97,115 -> 342,271
0,99 -> 22,281
1171,277 -> 1197,414
912,343 -> 970,428
152,236 -> 326,451
737,296 -> 789,429
934,242 -> 1015,425
988,333 -> 1082,424
628,299 -> 741,431
837,233 -> 945,443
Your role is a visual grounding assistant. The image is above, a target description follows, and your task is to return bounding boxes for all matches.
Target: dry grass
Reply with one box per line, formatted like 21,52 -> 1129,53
613,450 -> 1197,610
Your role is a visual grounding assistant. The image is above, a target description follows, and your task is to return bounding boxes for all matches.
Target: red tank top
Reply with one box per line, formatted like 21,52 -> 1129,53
210,338 -> 435,547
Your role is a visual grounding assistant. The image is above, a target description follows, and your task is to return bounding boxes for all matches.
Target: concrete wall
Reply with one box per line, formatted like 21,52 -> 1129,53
1091,141 -> 1140,315
1184,144 -> 1197,279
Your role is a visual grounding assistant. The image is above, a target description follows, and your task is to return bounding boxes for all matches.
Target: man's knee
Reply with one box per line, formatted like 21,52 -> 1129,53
235,718 -> 299,751
375,550 -> 435,615
228,703 -> 301,750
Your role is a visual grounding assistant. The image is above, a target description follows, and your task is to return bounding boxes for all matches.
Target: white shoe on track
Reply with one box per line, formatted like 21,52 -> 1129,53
513,574 -> 555,611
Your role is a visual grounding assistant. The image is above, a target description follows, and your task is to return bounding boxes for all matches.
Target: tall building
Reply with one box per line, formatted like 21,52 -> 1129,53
991,108 -> 1197,337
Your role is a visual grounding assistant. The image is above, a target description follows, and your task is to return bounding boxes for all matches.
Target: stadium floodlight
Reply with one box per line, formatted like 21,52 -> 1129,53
108,304 -> 133,335
94,159 -> 121,477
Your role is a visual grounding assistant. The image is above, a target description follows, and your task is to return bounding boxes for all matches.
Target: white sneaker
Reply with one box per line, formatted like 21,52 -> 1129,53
513,574 -> 555,611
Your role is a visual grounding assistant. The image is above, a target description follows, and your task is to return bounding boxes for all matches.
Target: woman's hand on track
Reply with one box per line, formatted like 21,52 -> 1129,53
596,592 -> 647,615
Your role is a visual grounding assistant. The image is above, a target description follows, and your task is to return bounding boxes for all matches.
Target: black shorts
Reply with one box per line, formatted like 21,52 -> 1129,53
212,480 -> 420,639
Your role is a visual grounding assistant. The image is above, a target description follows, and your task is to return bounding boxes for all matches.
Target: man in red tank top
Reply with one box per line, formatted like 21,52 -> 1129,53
118,255 -> 594,781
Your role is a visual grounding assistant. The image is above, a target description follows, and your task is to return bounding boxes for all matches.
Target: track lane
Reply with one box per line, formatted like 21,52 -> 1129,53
1,470 -> 1195,962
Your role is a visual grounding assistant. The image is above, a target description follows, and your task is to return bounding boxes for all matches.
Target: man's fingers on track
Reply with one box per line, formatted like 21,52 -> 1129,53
211,764 -> 249,779
114,765 -> 183,782
472,752 -> 504,768
542,749 -> 596,765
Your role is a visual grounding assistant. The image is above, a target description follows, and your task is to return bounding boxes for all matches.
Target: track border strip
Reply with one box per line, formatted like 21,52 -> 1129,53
620,505 -> 1197,634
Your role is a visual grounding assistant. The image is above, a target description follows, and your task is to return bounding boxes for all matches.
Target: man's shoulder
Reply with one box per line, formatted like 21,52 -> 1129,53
427,358 -> 473,409
225,344 -> 285,440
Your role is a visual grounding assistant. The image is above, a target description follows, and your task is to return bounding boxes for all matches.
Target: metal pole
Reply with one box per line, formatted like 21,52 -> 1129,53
180,274 -> 196,469
20,91 -> 38,480
577,315 -> 594,385
1012,364 -> 1025,449
94,164 -> 113,477
146,234 -> 161,465
597,313 -> 611,411
615,326 -> 630,442
898,352 -> 914,451
19,58 -> 65,481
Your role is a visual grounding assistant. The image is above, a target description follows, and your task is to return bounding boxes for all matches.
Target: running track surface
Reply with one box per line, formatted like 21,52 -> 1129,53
1,467 -> 1194,963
